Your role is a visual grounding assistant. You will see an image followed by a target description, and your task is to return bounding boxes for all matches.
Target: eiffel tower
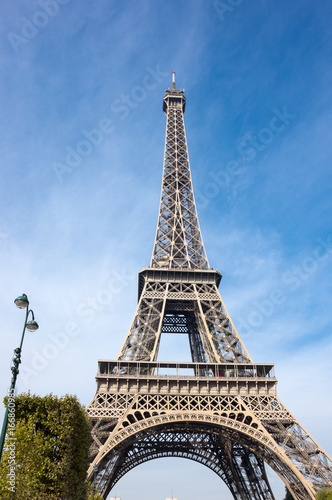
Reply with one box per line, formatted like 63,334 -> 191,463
86,73 -> 332,499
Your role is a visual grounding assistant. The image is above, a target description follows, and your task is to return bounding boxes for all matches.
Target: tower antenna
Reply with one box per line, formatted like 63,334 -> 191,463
171,71 -> 176,89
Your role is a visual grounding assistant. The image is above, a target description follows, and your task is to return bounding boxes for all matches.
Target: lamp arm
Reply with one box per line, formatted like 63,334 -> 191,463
19,309 -> 35,351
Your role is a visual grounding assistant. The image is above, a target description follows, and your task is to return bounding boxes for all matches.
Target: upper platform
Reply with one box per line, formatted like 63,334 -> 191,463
163,71 -> 186,113
163,87 -> 186,113
138,266 -> 222,299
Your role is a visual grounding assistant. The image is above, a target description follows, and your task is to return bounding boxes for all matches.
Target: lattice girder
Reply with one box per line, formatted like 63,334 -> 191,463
117,271 -> 251,364
98,428 -> 275,500
87,360 -> 332,499
151,86 -> 208,270
88,406 -> 317,500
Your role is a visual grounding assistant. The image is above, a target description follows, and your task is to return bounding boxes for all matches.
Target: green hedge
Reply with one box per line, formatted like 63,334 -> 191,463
0,393 -> 99,499
316,487 -> 332,500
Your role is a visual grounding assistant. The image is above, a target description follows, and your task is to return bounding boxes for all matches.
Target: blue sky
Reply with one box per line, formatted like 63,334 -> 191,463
0,1 -> 332,499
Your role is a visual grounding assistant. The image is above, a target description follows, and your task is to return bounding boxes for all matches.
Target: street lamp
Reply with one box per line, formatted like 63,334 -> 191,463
0,294 -> 39,462
92,464 -> 98,500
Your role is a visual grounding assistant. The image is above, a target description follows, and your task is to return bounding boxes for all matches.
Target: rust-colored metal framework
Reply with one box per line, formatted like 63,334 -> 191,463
86,75 -> 332,499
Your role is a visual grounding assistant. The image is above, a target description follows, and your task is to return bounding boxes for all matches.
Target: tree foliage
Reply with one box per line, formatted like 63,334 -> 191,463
316,487 -> 332,500
0,393 -> 94,499
284,486 -> 332,500
86,481 -> 103,500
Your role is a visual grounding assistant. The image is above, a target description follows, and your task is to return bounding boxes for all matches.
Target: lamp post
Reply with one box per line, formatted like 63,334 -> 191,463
92,464 -> 98,500
0,294 -> 39,462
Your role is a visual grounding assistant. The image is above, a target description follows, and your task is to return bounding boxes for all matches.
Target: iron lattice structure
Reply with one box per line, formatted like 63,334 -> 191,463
86,75 -> 332,499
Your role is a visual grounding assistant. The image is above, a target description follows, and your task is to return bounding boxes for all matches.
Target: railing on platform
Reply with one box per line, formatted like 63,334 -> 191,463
97,361 -> 275,379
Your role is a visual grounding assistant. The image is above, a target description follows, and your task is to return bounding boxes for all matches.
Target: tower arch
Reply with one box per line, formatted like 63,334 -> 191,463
91,415 -> 315,500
